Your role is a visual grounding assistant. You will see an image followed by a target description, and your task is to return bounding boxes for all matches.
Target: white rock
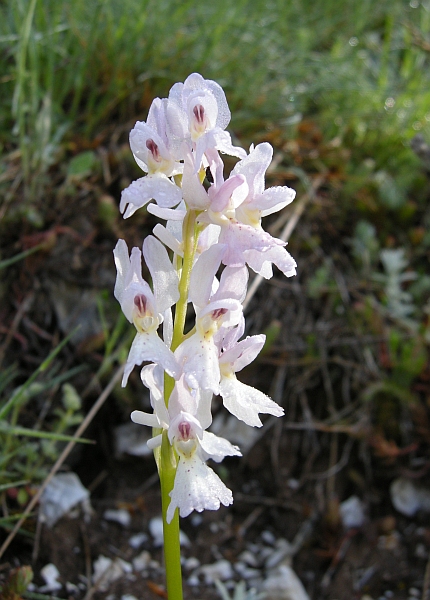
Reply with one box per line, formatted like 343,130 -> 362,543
114,422 -> 153,457
340,496 -> 365,529
39,472 -> 90,528
262,565 -> 310,600
103,508 -> 131,527
132,551 -> 152,572
183,557 -> 200,570
238,550 -> 259,567
129,532 -> 149,549
199,560 -> 234,584
187,575 -> 200,587
149,516 -> 190,547
390,478 -> 430,517
235,562 -> 261,580
149,517 -> 164,546
39,563 -> 62,592
92,555 -> 132,592
121,595 -> 139,600
261,530 -> 276,545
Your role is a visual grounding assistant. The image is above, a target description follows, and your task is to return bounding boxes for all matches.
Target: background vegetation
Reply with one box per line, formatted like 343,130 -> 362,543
1,0 -> 430,596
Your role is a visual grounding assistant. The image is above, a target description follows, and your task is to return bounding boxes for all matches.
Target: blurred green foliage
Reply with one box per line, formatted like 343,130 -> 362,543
1,0 -> 429,197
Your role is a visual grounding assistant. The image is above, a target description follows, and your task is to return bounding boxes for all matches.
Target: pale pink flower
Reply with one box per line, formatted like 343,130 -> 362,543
120,99 -> 183,219
166,73 -> 246,169
218,334 -> 284,427
175,245 -> 247,394
113,237 -> 180,385
198,143 -> 297,277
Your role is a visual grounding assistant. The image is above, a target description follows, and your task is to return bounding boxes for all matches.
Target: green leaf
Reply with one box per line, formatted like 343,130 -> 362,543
0,422 -> 93,444
67,151 -> 97,178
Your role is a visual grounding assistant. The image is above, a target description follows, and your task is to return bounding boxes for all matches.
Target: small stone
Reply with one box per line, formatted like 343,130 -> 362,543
40,564 -> 62,592
187,575 -> 200,586
238,550 -> 258,567
262,565 -> 310,600
415,543 -> 428,559
234,562 -> 261,580
199,560 -> 234,584
132,551 -> 151,572
340,496 -> 365,529
377,531 -> 400,551
92,556 -> 132,592
265,539 -> 293,569
149,516 -> 190,547
129,533 -> 148,549
390,478 -> 430,517
114,422 -> 152,458
103,508 -> 131,528
183,557 -> 200,570
261,530 -> 276,545
39,473 -> 90,528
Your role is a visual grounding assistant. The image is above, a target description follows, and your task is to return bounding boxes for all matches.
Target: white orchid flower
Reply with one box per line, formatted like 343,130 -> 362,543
131,373 -> 241,523
120,98 -> 183,219
166,73 -> 246,170
113,236 -> 180,386
198,143 -> 297,278
175,244 -> 247,394
218,334 -> 284,427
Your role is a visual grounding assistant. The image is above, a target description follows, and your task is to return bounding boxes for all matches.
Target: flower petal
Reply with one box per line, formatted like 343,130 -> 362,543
200,431 -> 241,462
219,334 -> 265,372
120,174 -> 182,219
122,332 -> 180,386
130,410 -> 160,428
167,453 -> 233,522
189,244 -> 226,308
219,376 -> 284,427
143,236 -> 179,313
176,334 -> 220,394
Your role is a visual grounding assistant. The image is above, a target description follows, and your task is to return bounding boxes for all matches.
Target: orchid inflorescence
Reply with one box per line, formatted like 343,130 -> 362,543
113,74 -> 296,590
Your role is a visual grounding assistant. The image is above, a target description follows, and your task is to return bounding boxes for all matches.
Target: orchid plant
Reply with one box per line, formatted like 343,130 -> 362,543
114,73 -> 297,599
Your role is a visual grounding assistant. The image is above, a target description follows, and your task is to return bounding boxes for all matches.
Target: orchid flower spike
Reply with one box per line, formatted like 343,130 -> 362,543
115,73 -> 297,542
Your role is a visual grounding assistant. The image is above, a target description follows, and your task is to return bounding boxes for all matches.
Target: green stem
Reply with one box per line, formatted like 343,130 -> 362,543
160,431 -> 183,600
159,207 -> 200,599
171,209 -> 198,352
